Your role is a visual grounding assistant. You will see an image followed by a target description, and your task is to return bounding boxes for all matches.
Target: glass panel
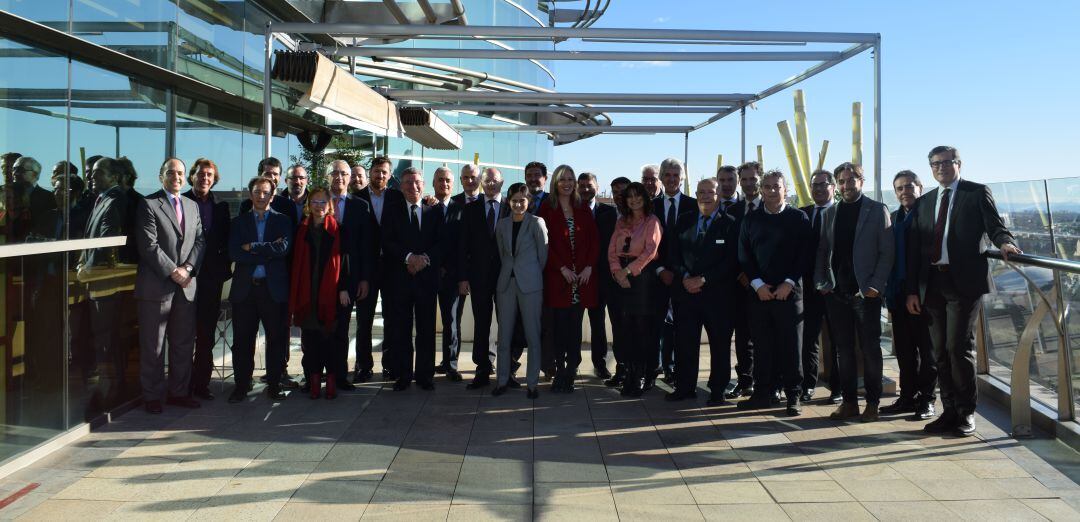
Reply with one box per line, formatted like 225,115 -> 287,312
72,0 -> 179,70
1046,176 -> 1080,418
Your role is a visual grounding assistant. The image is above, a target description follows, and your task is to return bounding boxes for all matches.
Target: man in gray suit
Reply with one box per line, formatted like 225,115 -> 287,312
135,158 -> 206,414
814,162 -> 894,423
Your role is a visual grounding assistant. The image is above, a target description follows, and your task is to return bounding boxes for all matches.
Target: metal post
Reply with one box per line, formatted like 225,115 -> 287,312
740,106 -> 746,164
873,35 -> 881,198
263,22 -> 274,159
165,90 -> 176,157
114,126 -> 120,158
684,132 -> 689,181
1055,269 -> 1076,421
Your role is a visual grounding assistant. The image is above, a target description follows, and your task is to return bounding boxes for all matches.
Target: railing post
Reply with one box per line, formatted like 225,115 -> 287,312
976,306 -> 990,375
1056,270 -> 1076,421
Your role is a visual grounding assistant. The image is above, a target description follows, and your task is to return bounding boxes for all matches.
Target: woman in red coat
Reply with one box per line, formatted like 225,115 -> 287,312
537,164 -> 598,393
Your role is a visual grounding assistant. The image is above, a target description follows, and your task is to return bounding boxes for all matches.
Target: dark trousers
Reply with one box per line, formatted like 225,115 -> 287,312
651,292 -> 675,373
190,276 -> 224,392
891,304 -> 939,401
300,327 -> 334,376
552,305 -> 584,373
387,290 -> 437,384
437,280 -> 465,370
925,270 -> 980,415
733,287 -> 754,387
469,286 -> 498,374
659,312 -> 676,372
231,283 -> 287,388
588,297 -> 609,369
826,293 -> 884,405
801,288 -> 833,392
620,309 -> 655,369
354,262 -> 385,372
673,295 -> 734,394
607,295 -> 625,366
749,291 -> 803,398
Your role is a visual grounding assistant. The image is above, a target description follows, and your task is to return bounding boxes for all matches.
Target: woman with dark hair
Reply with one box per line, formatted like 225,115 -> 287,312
537,165 -> 599,393
289,187 -> 352,400
608,182 -> 663,397
492,183 -> 548,398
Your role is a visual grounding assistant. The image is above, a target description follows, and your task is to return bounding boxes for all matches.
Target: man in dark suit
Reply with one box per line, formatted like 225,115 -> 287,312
228,176 -> 293,402
184,158 -> 232,401
906,145 -> 1020,437
134,158 -> 206,414
382,167 -> 443,391
354,156 -> 406,382
5,156 -> 57,242
814,162 -> 894,422
239,157 -> 290,217
433,166 -> 469,382
724,161 -> 763,399
666,178 -> 740,404
651,157 -> 697,388
578,172 -> 617,380
883,170 -> 938,421
326,160 -> 372,390
459,167 -> 508,389
801,169 -> 840,403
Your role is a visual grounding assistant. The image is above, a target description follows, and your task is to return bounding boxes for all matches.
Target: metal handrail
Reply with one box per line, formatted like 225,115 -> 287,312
985,249 -> 1080,274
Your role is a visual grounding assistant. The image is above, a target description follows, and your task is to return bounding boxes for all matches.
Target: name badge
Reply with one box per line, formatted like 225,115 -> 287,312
715,239 -> 725,244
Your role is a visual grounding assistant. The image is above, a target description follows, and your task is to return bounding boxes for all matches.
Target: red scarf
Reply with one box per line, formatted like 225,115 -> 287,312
289,215 -> 342,328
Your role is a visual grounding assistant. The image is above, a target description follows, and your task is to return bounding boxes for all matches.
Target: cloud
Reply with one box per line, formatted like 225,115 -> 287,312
619,61 -> 673,69
654,16 -> 670,23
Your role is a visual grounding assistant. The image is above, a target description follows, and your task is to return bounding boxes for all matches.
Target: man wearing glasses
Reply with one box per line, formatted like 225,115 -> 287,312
801,170 -> 841,405
906,146 -> 1021,437
277,164 -> 308,227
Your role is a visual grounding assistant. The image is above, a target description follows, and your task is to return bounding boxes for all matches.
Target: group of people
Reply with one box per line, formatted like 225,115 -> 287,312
5,143 -> 1018,438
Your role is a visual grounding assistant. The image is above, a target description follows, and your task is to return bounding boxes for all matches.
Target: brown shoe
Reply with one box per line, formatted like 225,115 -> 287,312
859,403 -> 879,423
829,401 -> 860,421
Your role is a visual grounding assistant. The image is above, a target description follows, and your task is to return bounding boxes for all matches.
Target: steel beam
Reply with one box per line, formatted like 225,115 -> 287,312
422,104 -> 733,113
451,124 -> 694,134
330,47 -> 842,62
873,37 -> 882,198
385,91 -> 754,105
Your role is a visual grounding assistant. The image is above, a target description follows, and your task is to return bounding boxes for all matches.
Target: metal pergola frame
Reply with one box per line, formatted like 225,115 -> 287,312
263,22 -> 881,194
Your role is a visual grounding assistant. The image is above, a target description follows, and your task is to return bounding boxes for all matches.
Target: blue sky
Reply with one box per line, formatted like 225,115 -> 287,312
551,1 -> 1080,199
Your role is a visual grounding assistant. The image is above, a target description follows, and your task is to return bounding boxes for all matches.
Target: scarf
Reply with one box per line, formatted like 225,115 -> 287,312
289,215 -> 341,328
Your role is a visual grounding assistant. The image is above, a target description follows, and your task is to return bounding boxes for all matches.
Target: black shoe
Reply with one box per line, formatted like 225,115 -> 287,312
337,380 -> 356,391
491,385 -> 508,397
551,373 -> 566,393
527,388 -> 539,399
661,369 -> 676,386
621,368 -> 644,397
786,396 -> 802,416
725,383 -> 754,399
642,371 -> 658,392
736,396 -> 771,411
434,363 -> 449,375
799,389 -> 814,403
910,401 -> 936,421
828,390 -> 843,404
665,389 -> 697,402
769,391 -> 782,406
506,376 -> 522,389
953,414 -> 976,437
594,366 -> 612,380
466,376 -> 490,390
564,371 -> 577,393
382,368 -> 394,380
924,409 -> 958,433
880,396 -> 917,414
353,369 -> 372,384
279,373 -> 300,390
392,379 -> 410,391
605,365 -> 626,388
266,386 -> 286,401
228,386 -> 247,404
706,392 -> 728,407
419,381 -> 435,391
446,369 -> 463,382
192,388 -> 215,401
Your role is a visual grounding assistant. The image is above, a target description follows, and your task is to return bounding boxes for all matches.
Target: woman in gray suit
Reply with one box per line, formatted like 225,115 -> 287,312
492,183 -> 548,398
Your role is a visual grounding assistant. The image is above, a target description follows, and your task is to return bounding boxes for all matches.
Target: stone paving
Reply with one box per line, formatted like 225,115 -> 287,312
3,346 -> 1080,521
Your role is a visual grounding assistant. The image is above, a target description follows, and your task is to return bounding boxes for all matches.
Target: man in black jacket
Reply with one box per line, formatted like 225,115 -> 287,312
434,166 -> 469,382
906,145 -> 1020,437
724,162 -> 763,399
800,169 -> 840,404
579,172 -> 617,380
651,158 -> 697,388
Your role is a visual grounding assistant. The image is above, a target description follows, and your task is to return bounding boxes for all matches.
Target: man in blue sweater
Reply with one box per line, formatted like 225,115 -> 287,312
737,170 -> 814,416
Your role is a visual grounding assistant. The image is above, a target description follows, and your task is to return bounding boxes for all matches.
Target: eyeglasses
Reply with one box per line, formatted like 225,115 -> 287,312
930,159 -> 960,169
330,171 -> 349,178
289,176 -> 308,181
810,182 -> 833,189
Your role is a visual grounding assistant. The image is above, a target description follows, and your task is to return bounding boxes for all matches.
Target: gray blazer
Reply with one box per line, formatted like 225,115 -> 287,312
134,190 -> 206,301
814,195 -> 894,296
495,213 -> 548,294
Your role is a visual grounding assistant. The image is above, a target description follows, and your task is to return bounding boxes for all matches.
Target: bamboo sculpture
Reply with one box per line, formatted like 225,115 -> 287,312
794,90 -> 813,188
852,102 -> 863,166
757,145 -> 764,166
817,140 -> 830,172
777,120 -> 810,206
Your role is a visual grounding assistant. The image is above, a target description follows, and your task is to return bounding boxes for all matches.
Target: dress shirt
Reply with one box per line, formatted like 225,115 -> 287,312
697,206 -> 721,237
252,209 -> 268,279
749,201 -> 796,292
484,194 -> 503,229
932,177 -> 960,265
332,192 -> 348,221
370,189 -> 386,224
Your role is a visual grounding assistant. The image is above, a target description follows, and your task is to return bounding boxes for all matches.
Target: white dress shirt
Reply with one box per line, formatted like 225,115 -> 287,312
932,178 -> 961,265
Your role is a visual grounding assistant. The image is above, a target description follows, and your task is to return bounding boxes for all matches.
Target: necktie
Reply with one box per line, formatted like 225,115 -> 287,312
487,200 -> 496,235
931,188 -> 951,263
698,215 -> 711,242
747,201 -> 756,214
666,197 -> 676,229
172,195 -> 184,234
812,206 -> 824,235
410,204 -> 420,234
722,200 -> 732,214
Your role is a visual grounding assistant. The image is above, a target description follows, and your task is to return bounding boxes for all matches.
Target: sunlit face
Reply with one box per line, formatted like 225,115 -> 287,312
641,168 -> 660,196
739,169 -> 760,199
627,190 -> 645,213
52,177 -> 81,208
717,171 -> 738,200
401,172 -> 423,204
92,159 -> 115,191
577,178 -> 597,203
556,171 -> 576,197
460,167 -> 479,194
525,167 -> 546,195
350,166 -> 367,190
810,173 -> 835,206
11,161 -> 36,185
160,159 -> 186,194
835,169 -> 863,203
509,191 -> 529,216
309,192 -> 329,221
481,169 -> 504,198
696,180 -> 718,213
611,181 -> 629,209
262,165 -> 281,186
250,181 -> 274,212
287,167 -> 308,196
661,166 -> 682,196
327,163 -> 351,195
369,162 -> 391,192
760,175 -> 786,206
894,175 -> 922,210
192,165 -> 215,197
929,151 -> 960,185
433,169 -> 453,199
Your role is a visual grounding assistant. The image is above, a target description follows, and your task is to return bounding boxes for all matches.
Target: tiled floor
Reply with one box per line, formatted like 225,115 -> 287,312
3,345 -> 1080,521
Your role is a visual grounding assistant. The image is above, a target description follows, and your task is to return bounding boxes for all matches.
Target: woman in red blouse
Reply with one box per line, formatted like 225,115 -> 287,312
538,165 -> 598,393
607,182 -> 663,397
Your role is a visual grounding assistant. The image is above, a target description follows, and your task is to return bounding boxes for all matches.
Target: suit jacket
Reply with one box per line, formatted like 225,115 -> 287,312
495,213 -> 548,295
332,193 -> 374,293
134,190 -> 206,301
538,203 -> 599,308
382,200 -> 444,294
357,186 -> 407,270
653,192 -> 698,273
457,196 -> 510,292
228,208 -> 293,304
80,185 -> 127,268
813,196 -> 894,296
669,208 -> 740,302
437,192 -> 470,282
906,178 -> 1015,300
591,201 -> 618,284
184,189 -> 231,283
528,190 -> 549,215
